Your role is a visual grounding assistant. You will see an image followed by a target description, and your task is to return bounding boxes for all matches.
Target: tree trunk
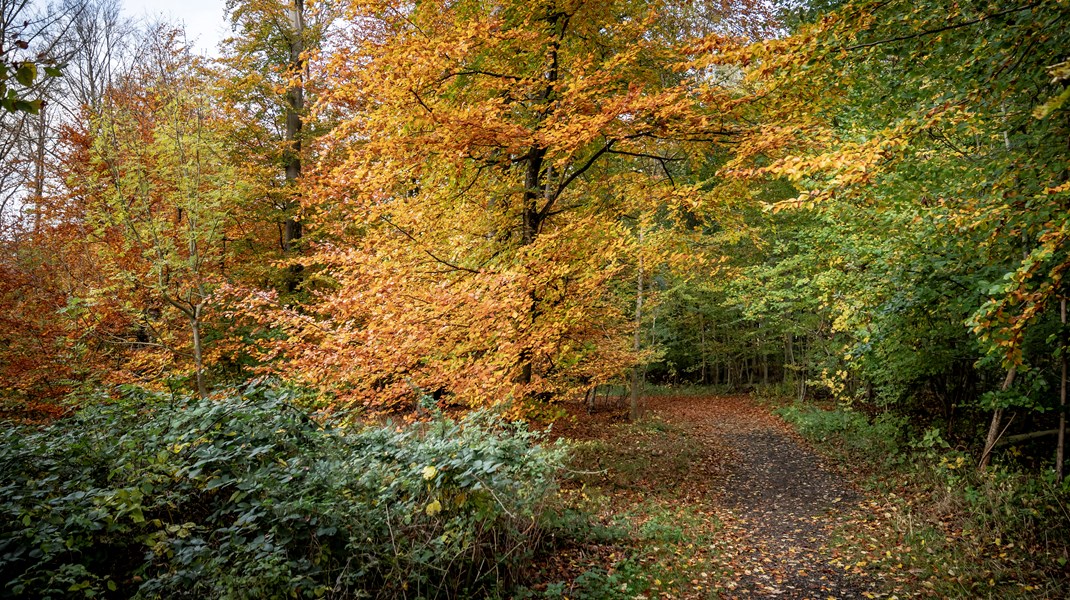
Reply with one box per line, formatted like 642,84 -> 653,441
997,429 -> 1060,447
1058,297 -> 1067,482
283,0 -> 305,253
33,105 -> 46,234
190,304 -> 207,399
699,313 -> 707,384
630,367 -> 642,420
980,367 -> 1017,470
795,335 -> 806,402
785,330 -> 795,387
513,146 -> 545,387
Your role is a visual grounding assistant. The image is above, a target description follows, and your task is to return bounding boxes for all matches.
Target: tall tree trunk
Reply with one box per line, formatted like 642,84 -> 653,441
513,20 -> 559,387
699,313 -> 707,384
1058,297 -> 1067,482
33,105 -> 46,234
980,367 -> 1017,470
785,330 -> 795,386
514,146 -> 545,387
190,303 -> 207,399
283,0 -> 305,253
981,239 -> 1032,469
630,230 -> 644,421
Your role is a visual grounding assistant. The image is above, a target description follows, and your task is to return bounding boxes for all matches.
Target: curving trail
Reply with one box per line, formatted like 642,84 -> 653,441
642,395 -> 879,599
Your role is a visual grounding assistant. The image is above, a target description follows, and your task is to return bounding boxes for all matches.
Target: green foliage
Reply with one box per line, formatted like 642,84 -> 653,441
0,383 -> 564,599
782,401 -> 1070,595
0,57 -> 58,114
776,404 -> 905,466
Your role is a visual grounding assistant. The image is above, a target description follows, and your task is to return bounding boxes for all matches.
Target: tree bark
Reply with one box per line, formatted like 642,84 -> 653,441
979,366 -> 1017,469
1058,297 -> 1067,481
190,304 -> 207,399
33,104 -> 45,234
995,429 -> 1059,447
699,313 -> 707,384
282,0 -> 305,253
513,18 -> 560,387
513,146 -> 545,387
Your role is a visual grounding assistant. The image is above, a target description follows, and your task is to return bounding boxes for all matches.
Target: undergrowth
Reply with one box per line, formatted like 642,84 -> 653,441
776,402 -> 1070,598
0,383 -> 564,599
518,415 -> 727,599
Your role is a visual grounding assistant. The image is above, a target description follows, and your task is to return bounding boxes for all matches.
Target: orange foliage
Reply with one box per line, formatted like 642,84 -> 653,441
220,0 -> 765,412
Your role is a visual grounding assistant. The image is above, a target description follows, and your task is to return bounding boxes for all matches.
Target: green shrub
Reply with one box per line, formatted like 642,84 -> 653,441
0,384 -> 564,599
778,403 -> 1070,595
775,404 -> 905,465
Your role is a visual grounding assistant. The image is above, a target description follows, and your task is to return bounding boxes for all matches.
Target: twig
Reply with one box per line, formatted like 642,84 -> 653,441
845,3 -> 1042,51
379,216 -> 482,274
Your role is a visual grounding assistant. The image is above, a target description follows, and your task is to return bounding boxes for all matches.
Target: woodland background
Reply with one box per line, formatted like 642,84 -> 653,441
0,0 -> 1069,597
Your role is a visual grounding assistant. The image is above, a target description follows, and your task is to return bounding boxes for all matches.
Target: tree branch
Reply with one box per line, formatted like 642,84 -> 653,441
542,140 -> 615,218
995,429 -> 1060,447
380,216 -> 482,274
845,3 -> 1041,51
440,70 -> 523,83
606,149 -> 685,162
410,88 -> 433,115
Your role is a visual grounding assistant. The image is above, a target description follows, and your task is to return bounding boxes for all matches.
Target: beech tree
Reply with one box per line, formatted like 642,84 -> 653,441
66,28 -> 243,397
240,0 -> 764,410
218,0 -> 339,291
706,0 -> 1070,464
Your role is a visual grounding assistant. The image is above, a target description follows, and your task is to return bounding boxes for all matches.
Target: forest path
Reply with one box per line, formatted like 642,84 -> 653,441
643,394 -> 881,599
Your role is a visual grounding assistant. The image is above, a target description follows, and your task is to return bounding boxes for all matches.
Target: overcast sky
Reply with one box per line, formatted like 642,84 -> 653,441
122,0 -> 229,55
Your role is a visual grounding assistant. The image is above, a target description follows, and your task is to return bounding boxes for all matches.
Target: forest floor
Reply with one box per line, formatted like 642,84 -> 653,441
524,394 -> 904,599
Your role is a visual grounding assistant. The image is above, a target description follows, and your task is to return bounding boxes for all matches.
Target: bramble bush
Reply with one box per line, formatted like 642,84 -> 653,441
0,383 -> 565,599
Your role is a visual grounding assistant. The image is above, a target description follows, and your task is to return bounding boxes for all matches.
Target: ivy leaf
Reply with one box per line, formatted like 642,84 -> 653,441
14,99 -> 41,114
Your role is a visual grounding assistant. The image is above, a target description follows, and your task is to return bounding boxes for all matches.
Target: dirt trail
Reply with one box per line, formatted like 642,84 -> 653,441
643,395 -> 879,599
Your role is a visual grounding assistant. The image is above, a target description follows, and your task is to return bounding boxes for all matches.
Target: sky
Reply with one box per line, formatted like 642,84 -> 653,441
122,0 -> 229,55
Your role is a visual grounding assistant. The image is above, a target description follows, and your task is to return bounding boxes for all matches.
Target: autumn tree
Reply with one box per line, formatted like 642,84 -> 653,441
63,27 -> 244,397
706,0 -> 1070,463
234,0 -> 769,412
217,0 -> 339,293
0,0 -> 128,414
0,0 -> 88,234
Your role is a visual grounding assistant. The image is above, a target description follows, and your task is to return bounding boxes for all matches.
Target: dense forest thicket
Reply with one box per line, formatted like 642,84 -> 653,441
1,0 -> 1069,597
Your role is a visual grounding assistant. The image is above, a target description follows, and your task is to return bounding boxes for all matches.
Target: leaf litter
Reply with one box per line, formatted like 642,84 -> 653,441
531,394 -> 885,599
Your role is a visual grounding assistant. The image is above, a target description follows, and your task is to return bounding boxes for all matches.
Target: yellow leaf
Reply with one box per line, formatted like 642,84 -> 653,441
425,499 -> 442,516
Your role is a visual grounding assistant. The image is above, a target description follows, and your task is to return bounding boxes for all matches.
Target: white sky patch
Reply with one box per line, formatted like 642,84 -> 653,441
122,0 -> 230,56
